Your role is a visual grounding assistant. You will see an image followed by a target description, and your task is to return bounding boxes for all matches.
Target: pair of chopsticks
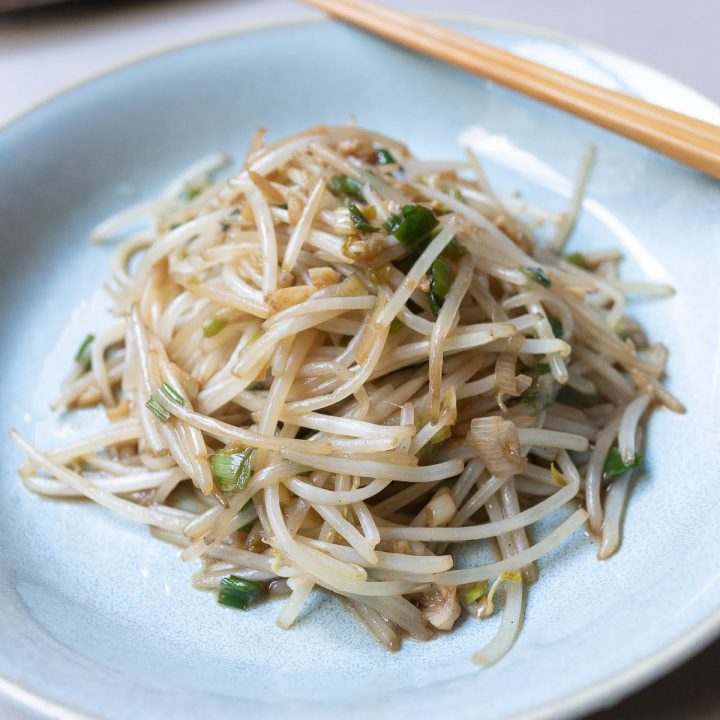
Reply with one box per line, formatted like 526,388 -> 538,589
304,0 -> 720,180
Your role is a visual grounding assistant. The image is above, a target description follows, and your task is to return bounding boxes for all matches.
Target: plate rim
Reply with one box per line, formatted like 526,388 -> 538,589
2,11 -> 720,720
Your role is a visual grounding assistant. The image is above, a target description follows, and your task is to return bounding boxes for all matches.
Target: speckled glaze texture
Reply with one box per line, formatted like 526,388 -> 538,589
1,17 -> 719,720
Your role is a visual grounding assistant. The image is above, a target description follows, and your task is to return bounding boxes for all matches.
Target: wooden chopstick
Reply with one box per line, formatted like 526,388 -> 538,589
304,0 -> 720,179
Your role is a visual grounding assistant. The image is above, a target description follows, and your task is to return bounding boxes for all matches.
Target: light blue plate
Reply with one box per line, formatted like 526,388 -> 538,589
1,15 -> 719,720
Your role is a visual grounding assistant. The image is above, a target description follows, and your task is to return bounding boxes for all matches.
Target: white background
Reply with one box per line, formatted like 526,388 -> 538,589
1,1 -> 719,718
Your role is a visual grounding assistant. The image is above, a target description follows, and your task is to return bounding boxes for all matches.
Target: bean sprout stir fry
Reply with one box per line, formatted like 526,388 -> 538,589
12,126 -> 683,663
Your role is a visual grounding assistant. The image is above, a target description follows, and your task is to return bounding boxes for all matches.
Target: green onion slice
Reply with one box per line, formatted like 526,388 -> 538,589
461,580 -> 488,605
347,202 -> 379,232
376,147 -> 397,165
521,373 -> 556,410
565,251 -> 589,268
160,383 -> 185,406
384,204 -> 438,251
210,448 -> 255,492
523,362 -> 552,376
74,334 -> 95,371
521,266 -> 552,288
602,448 -> 643,482
430,425 -> 451,444
145,396 -> 171,423
182,186 -> 202,202
442,236 -> 466,258
427,257 -> 452,316
548,315 -> 564,338
329,175 -> 363,199
218,575 -> 264,610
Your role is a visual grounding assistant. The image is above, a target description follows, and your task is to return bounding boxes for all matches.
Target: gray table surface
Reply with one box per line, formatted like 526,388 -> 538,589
1,1 -> 719,718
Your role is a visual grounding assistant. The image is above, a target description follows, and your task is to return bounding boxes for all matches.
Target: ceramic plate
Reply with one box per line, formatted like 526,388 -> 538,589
1,15 -> 719,720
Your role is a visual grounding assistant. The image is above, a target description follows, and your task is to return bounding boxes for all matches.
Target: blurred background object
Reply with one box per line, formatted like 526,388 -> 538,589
0,0 -> 64,9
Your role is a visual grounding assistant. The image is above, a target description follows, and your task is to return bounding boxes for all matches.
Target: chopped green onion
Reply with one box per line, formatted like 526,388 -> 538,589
428,258 -> 452,297
384,204 -> 438,251
427,292 -> 442,316
160,383 -> 185,406
461,580 -> 488,605
417,422 -> 452,461
329,175 -> 363,199
548,315 -> 564,338
389,317 -> 404,334
442,236 -> 467,258
74,334 -> 95,371
521,373 -> 556,410
220,221 -> 231,232
376,147 -> 397,165
565,251 -> 589,268
524,362 -> 552,376
209,448 -> 255,492
247,381 -> 267,391
182,186 -> 202,202
145,396 -> 171,423
277,202 -> 288,210
202,316 -> 228,338
430,425 -> 451,444
521,266 -> 552,288
416,442 -> 436,463
453,188 -> 467,203
347,202 -> 379,232
427,257 -> 452,316
217,575 -> 264,610
602,448 -> 643,482
383,215 -> 399,232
